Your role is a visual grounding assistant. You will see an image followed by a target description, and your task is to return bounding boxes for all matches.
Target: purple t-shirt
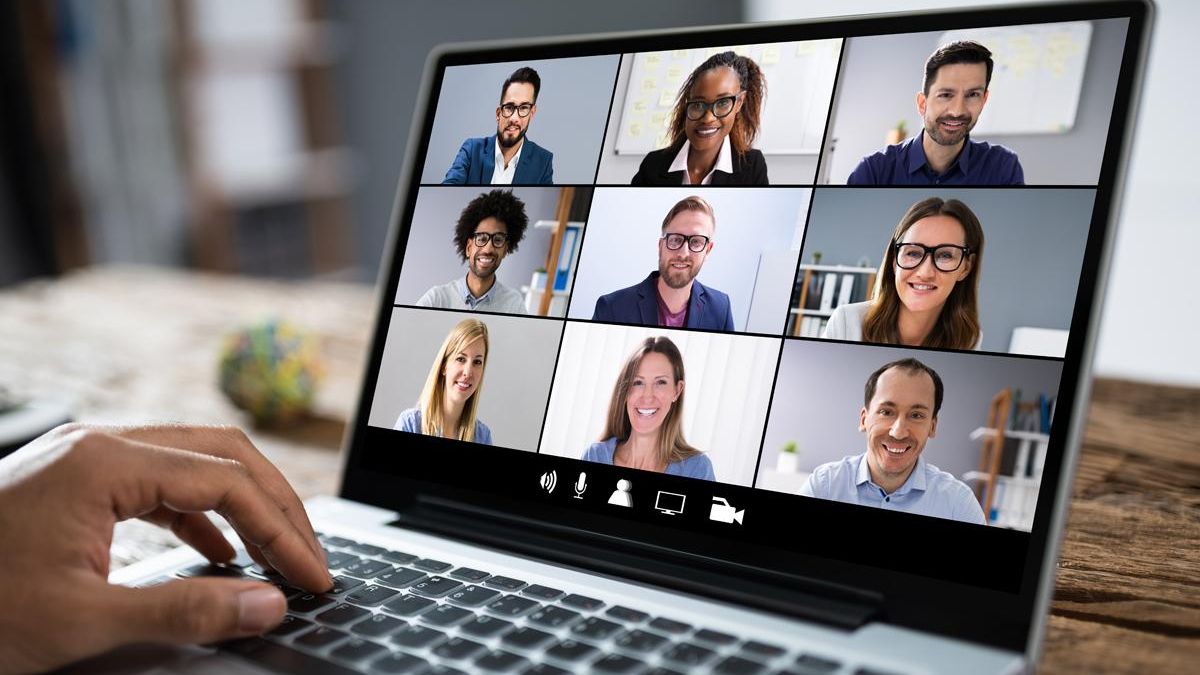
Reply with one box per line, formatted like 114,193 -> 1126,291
656,285 -> 689,328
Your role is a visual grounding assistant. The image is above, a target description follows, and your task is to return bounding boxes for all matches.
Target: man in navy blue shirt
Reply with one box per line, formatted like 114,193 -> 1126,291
443,67 -> 555,185
848,41 -> 1023,186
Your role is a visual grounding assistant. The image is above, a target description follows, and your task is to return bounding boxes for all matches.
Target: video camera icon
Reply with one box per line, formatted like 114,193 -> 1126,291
708,497 -> 744,525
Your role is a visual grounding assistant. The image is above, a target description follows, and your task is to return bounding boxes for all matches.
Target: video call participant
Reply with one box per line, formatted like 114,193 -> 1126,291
632,51 -> 768,185
395,319 -> 493,445
443,67 -> 554,185
800,358 -> 986,524
823,197 -> 983,350
847,41 -> 1024,185
581,336 -> 715,480
417,189 -> 528,314
592,196 -> 734,330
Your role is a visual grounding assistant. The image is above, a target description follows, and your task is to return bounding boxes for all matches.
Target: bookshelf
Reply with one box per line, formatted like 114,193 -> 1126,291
788,264 -> 876,337
961,387 -> 1051,531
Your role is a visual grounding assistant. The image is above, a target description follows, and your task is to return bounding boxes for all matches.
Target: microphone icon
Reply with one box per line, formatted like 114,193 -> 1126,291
574,472 -> 588,499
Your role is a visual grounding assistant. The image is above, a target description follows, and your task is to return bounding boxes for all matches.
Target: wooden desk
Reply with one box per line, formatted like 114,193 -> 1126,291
1,267 -> 1195,671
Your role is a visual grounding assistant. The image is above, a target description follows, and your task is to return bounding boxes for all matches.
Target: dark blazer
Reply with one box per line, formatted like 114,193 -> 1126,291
442,135 -> 554,185
592,272 -> 735,331
630,142 -> 769,186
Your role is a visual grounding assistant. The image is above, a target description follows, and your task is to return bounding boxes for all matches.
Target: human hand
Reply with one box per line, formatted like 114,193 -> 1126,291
0,424 -> 333,674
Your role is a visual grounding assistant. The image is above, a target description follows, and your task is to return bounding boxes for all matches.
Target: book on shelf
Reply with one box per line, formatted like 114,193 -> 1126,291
837,273 -> 856,308
818,272 -> 838,312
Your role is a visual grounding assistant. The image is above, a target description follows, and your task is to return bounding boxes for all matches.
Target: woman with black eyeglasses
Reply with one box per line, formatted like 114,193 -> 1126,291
631,51 -> 768,186
823,197 -> 985,350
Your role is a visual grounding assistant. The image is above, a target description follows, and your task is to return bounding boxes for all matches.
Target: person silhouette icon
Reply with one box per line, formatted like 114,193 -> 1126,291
607,479 -> 633,507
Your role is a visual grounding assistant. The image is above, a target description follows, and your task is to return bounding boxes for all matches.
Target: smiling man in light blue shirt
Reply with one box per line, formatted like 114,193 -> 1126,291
800,358 -> 986,525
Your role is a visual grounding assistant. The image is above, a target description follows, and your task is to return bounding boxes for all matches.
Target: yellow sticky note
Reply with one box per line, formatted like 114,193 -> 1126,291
659,89 -> 676,107
666,66 -> 682,79
671,50 -> 687,60
629,123 -> 642,138
796,42 -> 815,56
641,78 -> 657,92
762,45 -> 781,65
645,53 -> 662,64
651,112 -> 666,127
632,99 -> 647,113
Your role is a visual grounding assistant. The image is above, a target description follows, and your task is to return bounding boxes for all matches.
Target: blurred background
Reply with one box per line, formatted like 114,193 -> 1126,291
0,0 -> 1195,386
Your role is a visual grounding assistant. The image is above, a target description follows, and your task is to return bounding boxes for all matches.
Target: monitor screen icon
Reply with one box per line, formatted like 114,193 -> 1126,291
654,491 -> 686,515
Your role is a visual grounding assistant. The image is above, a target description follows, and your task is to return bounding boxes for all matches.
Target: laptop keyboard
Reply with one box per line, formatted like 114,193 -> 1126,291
169,532 -> 897,675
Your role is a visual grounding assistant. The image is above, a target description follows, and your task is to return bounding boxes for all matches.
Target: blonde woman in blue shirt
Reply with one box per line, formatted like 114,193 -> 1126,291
581,336 -> 715,480
395,319 -> 493,445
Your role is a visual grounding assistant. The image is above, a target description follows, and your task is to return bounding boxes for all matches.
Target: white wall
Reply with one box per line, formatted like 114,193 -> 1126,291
539,323 -> 780,486
749,0 -> 1200,386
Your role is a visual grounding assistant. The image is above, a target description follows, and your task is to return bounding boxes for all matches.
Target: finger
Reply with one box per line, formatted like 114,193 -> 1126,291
103,425 -> 325,565
236,530 -> 275,573
139,508 -> 236,564
78,432 -> 331,591
96,577 -> 286,648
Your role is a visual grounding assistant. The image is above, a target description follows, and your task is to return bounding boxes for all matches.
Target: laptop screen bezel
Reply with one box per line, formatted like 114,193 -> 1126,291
338,0 -> 1152,654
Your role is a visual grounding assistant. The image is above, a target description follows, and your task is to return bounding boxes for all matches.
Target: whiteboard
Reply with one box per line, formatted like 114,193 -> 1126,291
940,22 -> 1092,135
614,40 -> 842,156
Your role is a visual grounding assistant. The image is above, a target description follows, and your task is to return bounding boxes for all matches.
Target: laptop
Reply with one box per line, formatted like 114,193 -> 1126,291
107,1 -> 1153,673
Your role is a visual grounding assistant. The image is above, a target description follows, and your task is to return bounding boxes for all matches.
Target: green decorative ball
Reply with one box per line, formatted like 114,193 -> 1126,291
218,320 -> 323,425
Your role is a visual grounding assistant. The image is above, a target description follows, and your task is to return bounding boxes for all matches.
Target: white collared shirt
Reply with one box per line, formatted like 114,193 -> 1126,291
667,136 -> 733,185
491,137 -> 523,185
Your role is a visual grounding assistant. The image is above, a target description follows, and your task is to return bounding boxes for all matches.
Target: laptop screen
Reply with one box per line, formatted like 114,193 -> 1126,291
343,0 -> 1149,649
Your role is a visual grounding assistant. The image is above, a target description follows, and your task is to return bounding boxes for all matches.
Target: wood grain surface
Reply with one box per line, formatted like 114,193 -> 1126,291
1,267 -> 1196,672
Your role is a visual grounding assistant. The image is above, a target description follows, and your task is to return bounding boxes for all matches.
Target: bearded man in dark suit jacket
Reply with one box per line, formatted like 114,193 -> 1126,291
443,66 -> 554,185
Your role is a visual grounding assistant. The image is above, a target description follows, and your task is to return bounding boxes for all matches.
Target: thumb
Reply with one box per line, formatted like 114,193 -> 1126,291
98,577 -> 287,647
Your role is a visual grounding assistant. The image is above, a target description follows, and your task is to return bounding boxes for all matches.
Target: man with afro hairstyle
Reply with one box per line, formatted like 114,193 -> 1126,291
417,189 -> 530,314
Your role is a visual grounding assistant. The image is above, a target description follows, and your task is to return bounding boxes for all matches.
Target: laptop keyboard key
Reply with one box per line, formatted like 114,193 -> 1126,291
433,637 -> 487,661
223,638 -> 359,675
570,616 -> 622,641
605,606 -> 649,623
695,628 -> 738,646
382,549 -> 419,565
593,654 -> 644,673
346,542 -> 386,556
527,605 -> 581,629
320,536 -> 357,548
412,558 -> 453,572
329,575 -> 365,594
329,637 -> 386,663
475,649 -> 529,672
384,593 -> 437,617
501,626 -> 555,650
342,558 -> 392,579
376,567 -> 426,589
447,584 -> 501,607
265,615 -> 312,638
613,629 -> 669,653
521,584 -> 564,601
449,567 -> 490,582
485,576 -> 527,592
460,615 -> 514,639
560,594 -> 604,611
714,655 -> 767,674
544,639 -> 598,663
648,617 -> 691,635
345,584 -> 398,607
316,603 -> 369,627
294,626 -> 349,649
487,595 -> 540,618
662,642 -> 717,666
420,604 -> 474,627
324,551 -> 360,569
390,624 -> 446,649
372,651 -> 427,674
289,593 -> 336,613
179,563 -> 246,579
410,576 -> 464,598
522,665 -> 569,675
742,640 -> 786,659
350,612 -> 404,638
795,653 -> 842,672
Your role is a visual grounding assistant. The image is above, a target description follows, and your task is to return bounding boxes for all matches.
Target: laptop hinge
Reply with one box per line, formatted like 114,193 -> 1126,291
390,497 -> 881,630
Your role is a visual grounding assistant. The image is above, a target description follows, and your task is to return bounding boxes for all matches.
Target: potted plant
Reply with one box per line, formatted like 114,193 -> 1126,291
776,441 -> 799,472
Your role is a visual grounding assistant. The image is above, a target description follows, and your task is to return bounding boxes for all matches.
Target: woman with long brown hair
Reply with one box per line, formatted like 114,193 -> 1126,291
395,319 -> 493,444
823,197 -> 984,350
631,51 -> 768,186
581,336 -> 715,480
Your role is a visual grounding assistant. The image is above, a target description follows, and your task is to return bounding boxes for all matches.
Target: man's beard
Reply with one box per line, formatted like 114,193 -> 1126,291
659,258 -> 699,290
924,114 -> 975,146
497,123 -> 527,149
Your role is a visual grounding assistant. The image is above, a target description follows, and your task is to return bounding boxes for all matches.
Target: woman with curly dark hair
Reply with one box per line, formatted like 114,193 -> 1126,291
632,51 -> 768,186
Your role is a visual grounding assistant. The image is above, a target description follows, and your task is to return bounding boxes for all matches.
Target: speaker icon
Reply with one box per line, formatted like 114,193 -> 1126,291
539,470 -> 558,494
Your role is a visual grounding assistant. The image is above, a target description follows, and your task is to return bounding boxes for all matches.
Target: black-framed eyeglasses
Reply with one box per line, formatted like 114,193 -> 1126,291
893,242 -> 971,272
471,232 -> 509,248
684,92 -> 743,121
662,233 -> 711,252
499,102 -> 534,118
